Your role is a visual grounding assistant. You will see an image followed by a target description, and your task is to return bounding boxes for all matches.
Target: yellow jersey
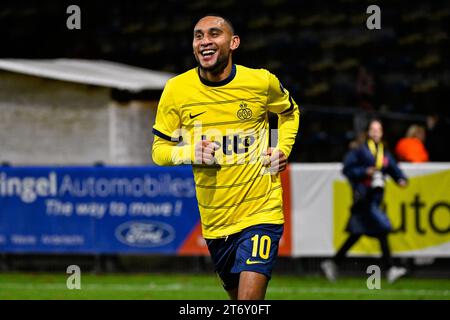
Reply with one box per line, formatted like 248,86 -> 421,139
152,64 -> 300,238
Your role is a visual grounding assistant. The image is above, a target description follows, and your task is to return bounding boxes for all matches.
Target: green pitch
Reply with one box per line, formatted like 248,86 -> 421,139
0,273 -> 448,300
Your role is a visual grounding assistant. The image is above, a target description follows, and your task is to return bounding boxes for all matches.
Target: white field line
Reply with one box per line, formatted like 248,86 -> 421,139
0,282 -> 448,297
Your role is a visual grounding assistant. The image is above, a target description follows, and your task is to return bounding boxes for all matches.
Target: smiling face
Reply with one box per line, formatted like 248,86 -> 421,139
193,16 -> 239,74
368,120 -> 383,143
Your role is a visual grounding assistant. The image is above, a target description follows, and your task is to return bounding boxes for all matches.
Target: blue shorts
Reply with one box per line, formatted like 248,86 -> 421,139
205,223 -> 284,291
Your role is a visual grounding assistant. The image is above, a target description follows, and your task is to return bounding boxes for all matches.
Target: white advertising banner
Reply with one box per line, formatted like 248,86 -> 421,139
290,163 -> 450,257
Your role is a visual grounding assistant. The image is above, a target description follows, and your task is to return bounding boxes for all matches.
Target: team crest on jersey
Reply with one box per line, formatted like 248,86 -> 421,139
237,102 -> 252,120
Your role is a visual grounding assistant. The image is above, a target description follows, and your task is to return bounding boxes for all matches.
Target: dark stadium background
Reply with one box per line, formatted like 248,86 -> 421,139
0,0 -> 449,283
1,0 -> 449,163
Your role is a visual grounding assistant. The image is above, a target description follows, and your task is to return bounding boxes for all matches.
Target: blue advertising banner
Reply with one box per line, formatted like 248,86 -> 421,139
0,166 -> 200,254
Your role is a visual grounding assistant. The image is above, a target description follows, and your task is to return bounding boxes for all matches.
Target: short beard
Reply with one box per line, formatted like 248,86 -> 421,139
197,53 -> 229,75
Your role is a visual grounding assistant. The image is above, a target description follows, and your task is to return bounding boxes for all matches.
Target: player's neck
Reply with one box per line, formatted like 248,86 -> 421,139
199,61 -> 233,83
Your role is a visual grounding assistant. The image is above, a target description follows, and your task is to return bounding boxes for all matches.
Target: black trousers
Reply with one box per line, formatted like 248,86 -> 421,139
334,233 -> 393,268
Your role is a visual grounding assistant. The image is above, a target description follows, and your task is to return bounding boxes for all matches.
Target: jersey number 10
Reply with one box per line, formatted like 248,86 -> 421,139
251,234 -> 271,259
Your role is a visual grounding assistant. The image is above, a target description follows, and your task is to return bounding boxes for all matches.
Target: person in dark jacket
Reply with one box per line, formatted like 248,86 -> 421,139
321,119 -> 408,283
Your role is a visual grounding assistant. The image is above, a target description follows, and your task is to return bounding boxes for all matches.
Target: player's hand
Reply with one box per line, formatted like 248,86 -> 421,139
262,148 -> 287,174
195,140 -> 220,165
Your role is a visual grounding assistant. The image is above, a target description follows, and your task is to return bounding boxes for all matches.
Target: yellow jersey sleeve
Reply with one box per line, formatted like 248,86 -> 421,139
151,136 -> 194,166
152,78 -> 196,166
267,72 -> 292,114
153,79 -> 181,141
266,72 -> 300,158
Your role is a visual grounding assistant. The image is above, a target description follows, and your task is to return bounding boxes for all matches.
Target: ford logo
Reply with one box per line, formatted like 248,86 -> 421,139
115,221 -> 175,248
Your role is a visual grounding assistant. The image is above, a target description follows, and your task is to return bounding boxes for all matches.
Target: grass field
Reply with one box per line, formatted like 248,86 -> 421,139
0,273 -> 449,300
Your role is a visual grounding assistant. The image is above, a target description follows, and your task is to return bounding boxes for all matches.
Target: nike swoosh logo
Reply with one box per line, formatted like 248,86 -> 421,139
246,258 -> 267,265
189,111 -> 206,119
